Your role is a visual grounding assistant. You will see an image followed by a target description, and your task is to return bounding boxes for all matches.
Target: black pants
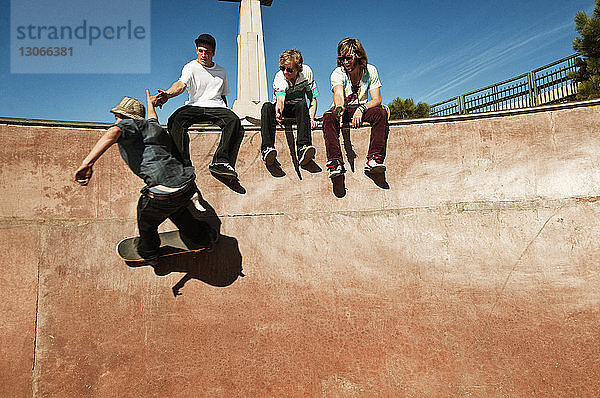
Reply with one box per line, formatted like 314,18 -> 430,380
260,101 -> 311,152
136,186 -> 221,259
167,105 -> 244,167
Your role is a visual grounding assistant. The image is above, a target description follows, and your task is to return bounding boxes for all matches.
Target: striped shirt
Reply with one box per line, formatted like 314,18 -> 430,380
272,64 -> 319,105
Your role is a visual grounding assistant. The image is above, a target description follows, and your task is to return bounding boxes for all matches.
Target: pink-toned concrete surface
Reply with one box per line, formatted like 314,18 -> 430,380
1,102 -> 600,396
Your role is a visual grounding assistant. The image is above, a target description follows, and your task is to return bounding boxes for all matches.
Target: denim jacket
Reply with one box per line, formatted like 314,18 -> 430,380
115,118 -> 195,188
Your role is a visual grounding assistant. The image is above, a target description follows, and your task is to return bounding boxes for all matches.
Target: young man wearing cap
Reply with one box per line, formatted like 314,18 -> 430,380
75,90 -> 220,267
153,34 -> 244,180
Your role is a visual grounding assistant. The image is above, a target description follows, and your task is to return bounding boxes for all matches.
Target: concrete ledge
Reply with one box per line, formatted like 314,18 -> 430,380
3,98 -> 600,130
0,117 -> 229,131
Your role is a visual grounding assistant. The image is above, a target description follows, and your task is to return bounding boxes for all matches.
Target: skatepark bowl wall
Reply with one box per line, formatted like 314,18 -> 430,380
1,100 -> 600,397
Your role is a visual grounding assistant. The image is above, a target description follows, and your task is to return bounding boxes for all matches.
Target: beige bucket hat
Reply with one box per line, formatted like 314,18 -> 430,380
110,96 -> 145,120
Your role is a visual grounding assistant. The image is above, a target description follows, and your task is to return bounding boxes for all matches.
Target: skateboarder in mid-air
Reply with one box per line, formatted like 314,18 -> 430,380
75,90 -> 220,267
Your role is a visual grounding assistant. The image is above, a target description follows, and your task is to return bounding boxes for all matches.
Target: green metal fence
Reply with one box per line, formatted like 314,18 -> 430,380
430,54 -> 579,117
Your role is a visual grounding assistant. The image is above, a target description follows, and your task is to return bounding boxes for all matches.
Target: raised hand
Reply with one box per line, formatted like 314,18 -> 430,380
352,107 -> 363,128
151,90 -> 169,108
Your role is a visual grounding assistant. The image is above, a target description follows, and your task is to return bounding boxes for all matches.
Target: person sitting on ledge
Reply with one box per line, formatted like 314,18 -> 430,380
260,49 -> 319,167
321,37 -> 388,179
152,33 -> 244,180
75,91 -> 219,265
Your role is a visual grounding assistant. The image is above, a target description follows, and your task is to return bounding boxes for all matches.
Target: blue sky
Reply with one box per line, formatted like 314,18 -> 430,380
0,0 -> 593,122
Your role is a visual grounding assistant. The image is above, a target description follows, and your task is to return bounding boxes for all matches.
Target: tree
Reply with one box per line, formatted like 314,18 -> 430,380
571,0 -> 600,99
388,97 -> 430,120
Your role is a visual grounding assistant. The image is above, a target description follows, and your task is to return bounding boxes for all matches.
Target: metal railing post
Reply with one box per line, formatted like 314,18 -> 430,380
529,71 -> 538,107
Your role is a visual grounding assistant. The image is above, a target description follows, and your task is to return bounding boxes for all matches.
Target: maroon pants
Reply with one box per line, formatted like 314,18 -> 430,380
322,106 -> 388,162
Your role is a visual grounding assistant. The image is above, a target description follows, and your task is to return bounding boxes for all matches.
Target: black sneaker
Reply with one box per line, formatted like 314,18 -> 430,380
262,147 -> 277,165
209,162 -> 238,178
326,160 -> 345,179
298,145 -> 316,166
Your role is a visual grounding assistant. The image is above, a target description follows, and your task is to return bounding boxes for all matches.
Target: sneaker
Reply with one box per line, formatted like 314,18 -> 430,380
364,155 -> 386,173
209,162 -> 238,178
326,160 -> 345,179
298,145 -> 316,166
262,147 -> 277,166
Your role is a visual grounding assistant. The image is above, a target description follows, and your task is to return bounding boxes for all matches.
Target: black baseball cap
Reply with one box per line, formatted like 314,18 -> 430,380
195,34 -> 216,51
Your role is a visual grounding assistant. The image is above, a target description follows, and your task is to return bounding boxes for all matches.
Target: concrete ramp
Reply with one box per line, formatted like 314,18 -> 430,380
1,102 -> 600,396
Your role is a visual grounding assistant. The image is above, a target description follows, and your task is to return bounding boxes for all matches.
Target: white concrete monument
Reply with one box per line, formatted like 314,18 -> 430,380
219,0 -> 273,119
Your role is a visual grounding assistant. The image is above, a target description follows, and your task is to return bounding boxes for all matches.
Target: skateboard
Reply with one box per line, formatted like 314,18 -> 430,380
116,230 -> 214,263
245,116 -> 262,126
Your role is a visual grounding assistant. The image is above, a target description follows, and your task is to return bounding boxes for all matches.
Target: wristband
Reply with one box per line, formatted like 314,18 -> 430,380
358,105 -> 367,113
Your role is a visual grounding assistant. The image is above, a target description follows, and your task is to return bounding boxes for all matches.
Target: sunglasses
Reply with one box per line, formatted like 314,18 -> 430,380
338,55 -> 355,62
280,66 -> 295,73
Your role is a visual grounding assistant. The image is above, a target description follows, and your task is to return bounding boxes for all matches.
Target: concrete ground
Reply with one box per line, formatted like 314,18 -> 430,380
1,101 -> 600,396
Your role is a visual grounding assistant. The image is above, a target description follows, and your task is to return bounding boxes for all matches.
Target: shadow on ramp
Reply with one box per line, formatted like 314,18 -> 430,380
211,173 -> 247,194
266,159 -> 286,177
341,126 -> 356,172
332,174 -> 346,198
365,170 -> 390,189
126,235 -> 244,296
284,124 -> 302,180
301,160 -> 322,173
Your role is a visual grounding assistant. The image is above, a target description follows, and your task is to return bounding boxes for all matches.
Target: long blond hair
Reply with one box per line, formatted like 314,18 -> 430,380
336,38 -> 368,72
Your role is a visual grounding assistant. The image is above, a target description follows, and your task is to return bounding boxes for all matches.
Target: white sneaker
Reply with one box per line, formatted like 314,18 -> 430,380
364,156 -> 385,173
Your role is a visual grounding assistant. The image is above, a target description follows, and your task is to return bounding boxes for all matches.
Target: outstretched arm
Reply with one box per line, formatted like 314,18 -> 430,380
146,89 -> 158,121
74,126 -> 122,186
152,80 -> 186,107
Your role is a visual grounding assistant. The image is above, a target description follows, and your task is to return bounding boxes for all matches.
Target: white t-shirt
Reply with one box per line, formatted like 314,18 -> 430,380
178,60 -> 229,108
272,64 -> 319,105
330,64 -> 381,106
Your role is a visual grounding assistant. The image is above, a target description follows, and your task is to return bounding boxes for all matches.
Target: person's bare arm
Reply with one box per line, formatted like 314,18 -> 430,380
74,126 -> 122,186
275,95 -> 285,125
352,87 -> 382,128
366,86 -> 382,109
308,97 -> 318,129
152,80 -> 186,107
332,85 -> 345,127
146,89 -> 158,121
